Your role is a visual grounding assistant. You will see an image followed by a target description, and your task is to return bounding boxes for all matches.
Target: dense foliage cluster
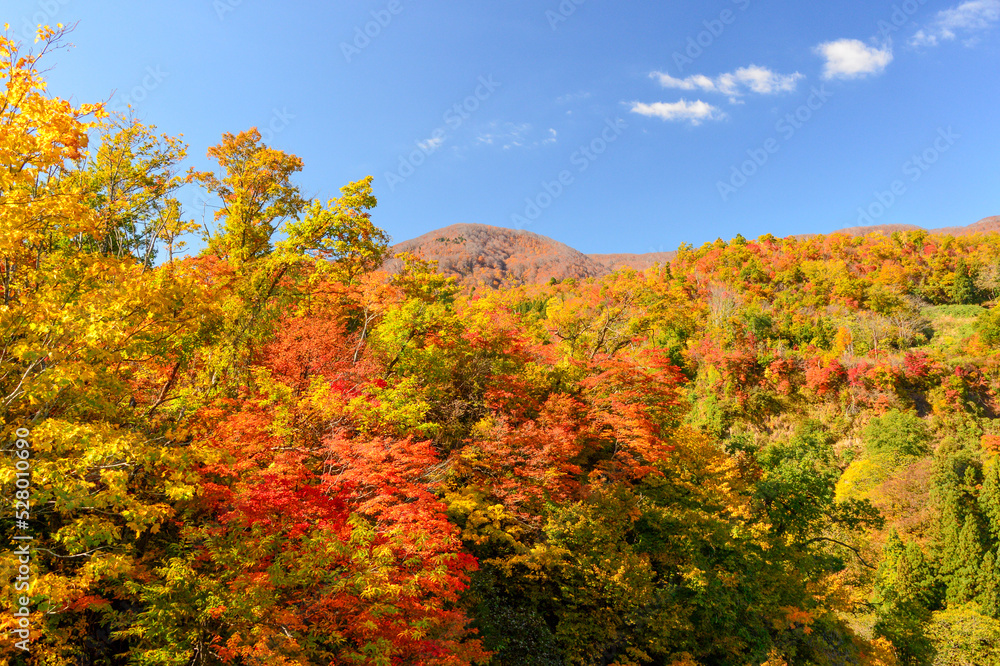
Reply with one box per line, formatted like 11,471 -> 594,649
3,28 -> 1000,665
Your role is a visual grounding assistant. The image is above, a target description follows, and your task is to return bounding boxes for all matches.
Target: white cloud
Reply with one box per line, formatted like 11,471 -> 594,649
651,72 -> 715,91
475,123 -> 557,149
476,122 -> 529,149
629,99 -> 725,125
418,135 -> 445,152
651,65 -> 803,99
814,39 -> 893,80
910,0 -> 1000,46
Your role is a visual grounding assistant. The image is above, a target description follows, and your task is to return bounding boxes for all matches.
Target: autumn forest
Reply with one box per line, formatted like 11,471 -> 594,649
4,27 -> 1000,666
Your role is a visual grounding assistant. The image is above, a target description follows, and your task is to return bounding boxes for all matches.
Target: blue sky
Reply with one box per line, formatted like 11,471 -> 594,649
4,0 -> 999,254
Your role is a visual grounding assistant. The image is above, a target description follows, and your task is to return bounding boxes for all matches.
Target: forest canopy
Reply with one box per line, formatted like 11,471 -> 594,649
3,26 -> 1000,666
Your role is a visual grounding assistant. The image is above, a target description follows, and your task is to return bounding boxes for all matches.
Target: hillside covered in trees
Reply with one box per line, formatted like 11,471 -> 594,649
386,219 -> 1000,289
4,27 -> 1000,666
383,223 -> 611,288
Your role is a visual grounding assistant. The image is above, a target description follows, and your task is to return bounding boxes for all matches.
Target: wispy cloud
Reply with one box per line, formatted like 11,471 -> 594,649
418,135 -> 445,152
629,99 -> 725,125
475,122 -> 556,149
651,65 -> 804,99
555,91 -> 592,104
476,122 -> 530,149
814,39 -> 893,80
910,0 -> 1000,46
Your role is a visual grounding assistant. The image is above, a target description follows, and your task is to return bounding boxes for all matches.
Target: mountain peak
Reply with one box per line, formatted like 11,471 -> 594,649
384,223 -> 610,288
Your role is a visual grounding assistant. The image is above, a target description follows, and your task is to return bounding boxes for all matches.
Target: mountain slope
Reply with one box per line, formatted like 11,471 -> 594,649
932,215 -> 1000,236
801,216 -> 1000,239
588,251 -> 677,272
387,217 -> 999,287
383,223 -> 610,287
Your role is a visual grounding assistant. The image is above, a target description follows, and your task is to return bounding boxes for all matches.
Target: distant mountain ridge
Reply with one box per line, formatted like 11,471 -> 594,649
793,216 -> 1000,239
383,223 -> 610,288
385,217 -> 1000,286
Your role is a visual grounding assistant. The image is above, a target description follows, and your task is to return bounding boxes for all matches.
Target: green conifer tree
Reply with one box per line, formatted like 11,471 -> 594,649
981,457 -> 1000,545
903,542 -> 944,611
951,259 -> 978,304
873,532 -> 935,666
949,516 -> 987,605
978,550 -> 1000,619
938,499 -> 965,584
